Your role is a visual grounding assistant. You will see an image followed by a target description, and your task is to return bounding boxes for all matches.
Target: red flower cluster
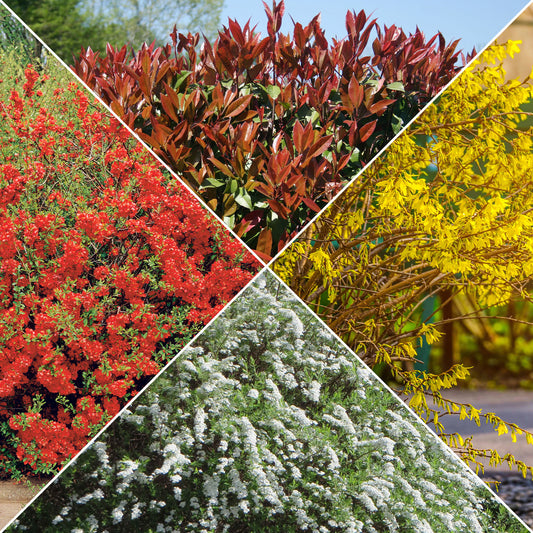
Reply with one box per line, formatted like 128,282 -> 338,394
0,65 -> 260,477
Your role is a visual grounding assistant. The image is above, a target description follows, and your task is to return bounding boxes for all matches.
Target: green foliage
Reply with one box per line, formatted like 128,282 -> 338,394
5,0 -> 223,63
6,0 -> 102,62
0,7 -> 37,63
78,0 -> 224,49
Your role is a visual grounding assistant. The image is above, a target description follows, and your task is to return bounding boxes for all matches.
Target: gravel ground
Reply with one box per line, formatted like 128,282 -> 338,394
482,472 -> 533,529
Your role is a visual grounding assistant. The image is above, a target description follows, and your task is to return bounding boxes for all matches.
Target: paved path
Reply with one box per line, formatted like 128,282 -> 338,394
0,480 -> 47,530
403,389 -> 533,526
410,389 -> 533,473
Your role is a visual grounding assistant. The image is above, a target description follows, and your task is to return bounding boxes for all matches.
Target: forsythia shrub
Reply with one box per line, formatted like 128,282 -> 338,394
273,41 -> 533,474
6,272 -> 527,532
0,63 -> 260,479
73,0 -> 474,258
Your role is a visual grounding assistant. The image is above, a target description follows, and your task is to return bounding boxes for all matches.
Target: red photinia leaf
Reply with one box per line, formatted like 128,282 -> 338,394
266,150 -> 292,186
234,209 -> 264,236
267,198 -> 290,219
168,120 -> 190,143
282,191 -> 302,209
348,76 -> 364,108
253,248 -> 272,262
293,22 -> 307,51
293,119 -> 305,153
303,196 -> 321,212
407,47 -> 431,65
138,130 -> 161,149
209,157 -> 236,179
345,10 -> 357,37
224,94 -> 253,118
264,0 -> 285,35
285,170 -> 305,190
272,132 -> 283,153
254,181 -> 275,197
306,135 -> 333,161
138,72 -> 154,101
159,93 -> 181,124
368,98 -> 396,116
359,120 -> 377,143
372,38 -> 382,57
150,120 -> 173,145
256,227 -> 273,257
337,153 -> 351,172
228,18 -> 245,46
109,100 -> 126,117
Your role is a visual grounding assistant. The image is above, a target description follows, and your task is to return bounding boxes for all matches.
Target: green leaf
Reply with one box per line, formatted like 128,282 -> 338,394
350,148 -> 360,163
173,70 -> 191,92
235,188 -> 253,210
223,214 -> 235,227
266,85 -> 281,99
391,114 -> 405,135
229,179 -> 239,195
204,177 -> 226,188
386,81 -> 405,92
310,109 -> 321,124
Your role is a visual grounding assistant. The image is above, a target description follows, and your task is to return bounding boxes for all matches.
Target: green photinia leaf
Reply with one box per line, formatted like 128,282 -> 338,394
265,84 -> 281,100
387,81 -> 406,92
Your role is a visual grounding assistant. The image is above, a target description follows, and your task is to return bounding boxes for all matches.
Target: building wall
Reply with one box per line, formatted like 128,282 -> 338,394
497,5 -> 533,81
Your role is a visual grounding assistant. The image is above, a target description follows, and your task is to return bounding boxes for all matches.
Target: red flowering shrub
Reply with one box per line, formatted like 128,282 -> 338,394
73,0 -> 475,258
0,65 -> 260,479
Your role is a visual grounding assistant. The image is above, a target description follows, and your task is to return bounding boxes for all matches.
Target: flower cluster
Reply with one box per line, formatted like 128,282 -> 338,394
0,64 -> 260,478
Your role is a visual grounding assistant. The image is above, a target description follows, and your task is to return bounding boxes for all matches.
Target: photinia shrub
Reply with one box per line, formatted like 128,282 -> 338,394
72,0 -> 475,259
0,64 -> 260,479
6,272 -> 527,532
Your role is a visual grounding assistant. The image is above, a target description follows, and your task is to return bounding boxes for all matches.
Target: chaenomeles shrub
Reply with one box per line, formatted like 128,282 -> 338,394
273,41 -> 533,475
0,63 -> 260,480
6,271 -> 528,533
72,0 -> 475,259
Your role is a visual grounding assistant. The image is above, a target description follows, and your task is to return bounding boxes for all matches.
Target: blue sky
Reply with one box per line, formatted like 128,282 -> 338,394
220,0 -> 531,54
